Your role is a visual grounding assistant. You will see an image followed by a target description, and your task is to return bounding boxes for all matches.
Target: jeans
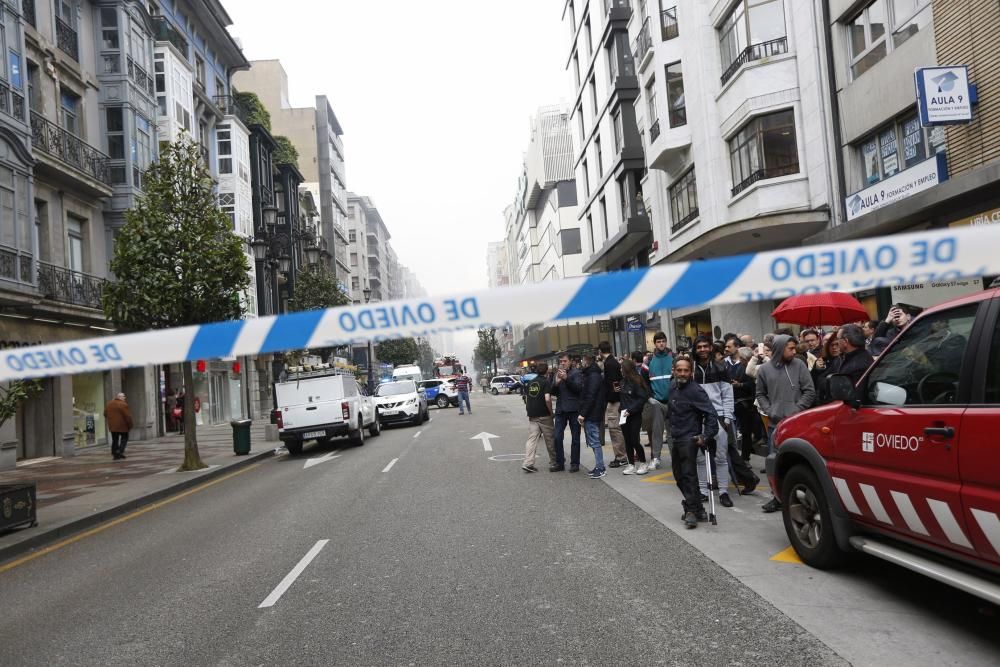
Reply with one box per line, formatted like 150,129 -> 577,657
584,419 -> 604,471
110,431 -> 129,457
554,411 -> 581,466
648,399 -> 670,460
670,438 -> 703,513
457,391 -> 471,413
622,411 -> 646,464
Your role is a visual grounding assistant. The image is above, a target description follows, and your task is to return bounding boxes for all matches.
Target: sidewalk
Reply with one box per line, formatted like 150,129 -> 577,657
0,422 -> 276,563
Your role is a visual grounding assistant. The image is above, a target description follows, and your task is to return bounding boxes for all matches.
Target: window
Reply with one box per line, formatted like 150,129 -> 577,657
134,115 -> 151,188
573,53 -> 580,88
646,76 -> 658,123
351,276 -> 360,290
154,53 -> 166,116
849,0 -> 888,78
594,136 -> 603,177
194,54 -> 205,89
577,112 -> 586,148
586,213 -> 595,254
215,76 -> 225,97
728,109 -> 799,196
589,77 -> 598,117
612,109 -> 622,152
719,0 -> 787,80
350,252 -> 358,267
218,192 -> 235,228
857,111 -> 947,186
106,107 -> 125,184
865,305 -> 977,406
890,0 -> 932,48
348,229 -> 356,242
599,197 -> 608,241
27,61 -> 39,110
665,62 -> 685,127
581,159 -> 590,198
559,228 -> 582,255
669,168 -> 699,232
60,90 -> 80,136
217,125 -> 232,174
584,18 -> 592,56
100,8 -> 119,50
67,217 -> 84,273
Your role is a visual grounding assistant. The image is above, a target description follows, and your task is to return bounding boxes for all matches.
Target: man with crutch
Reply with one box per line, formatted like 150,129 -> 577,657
668,356 -> 720,529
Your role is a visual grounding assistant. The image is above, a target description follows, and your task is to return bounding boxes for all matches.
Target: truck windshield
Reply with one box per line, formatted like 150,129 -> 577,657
376,382 -> 415,397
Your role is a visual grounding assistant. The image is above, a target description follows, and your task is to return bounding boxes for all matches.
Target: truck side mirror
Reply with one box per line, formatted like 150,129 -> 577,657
828,374 -> 856,404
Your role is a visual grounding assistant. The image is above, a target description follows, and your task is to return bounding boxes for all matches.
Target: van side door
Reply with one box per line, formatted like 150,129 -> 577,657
829,302 -> 981,557
960,297 -> 1000,567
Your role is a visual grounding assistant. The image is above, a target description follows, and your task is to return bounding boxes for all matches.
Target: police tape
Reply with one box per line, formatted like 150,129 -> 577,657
0,225 -> 996,382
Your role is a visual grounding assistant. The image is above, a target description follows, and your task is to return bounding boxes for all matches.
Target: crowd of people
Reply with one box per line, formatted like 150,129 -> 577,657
516,308 -> 903,528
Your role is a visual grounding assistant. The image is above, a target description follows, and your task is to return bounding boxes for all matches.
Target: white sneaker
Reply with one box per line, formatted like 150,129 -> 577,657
650,458 -> 661,470
622,464 -> 636,475
635,463 -> 648,475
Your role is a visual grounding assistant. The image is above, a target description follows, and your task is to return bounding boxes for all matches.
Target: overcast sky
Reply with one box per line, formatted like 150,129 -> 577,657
224,0 -> 569,365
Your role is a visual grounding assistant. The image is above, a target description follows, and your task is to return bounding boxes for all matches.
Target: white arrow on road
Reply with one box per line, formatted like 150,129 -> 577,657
303,451 -> 341,470
470,432 -> 499,452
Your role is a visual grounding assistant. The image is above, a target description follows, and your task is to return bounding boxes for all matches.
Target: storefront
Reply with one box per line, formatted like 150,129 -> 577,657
166,360 -> 245,428
71,372 -> 107,448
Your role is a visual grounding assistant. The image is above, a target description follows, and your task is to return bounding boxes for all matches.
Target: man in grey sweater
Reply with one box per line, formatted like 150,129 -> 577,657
756,334 -> 816,513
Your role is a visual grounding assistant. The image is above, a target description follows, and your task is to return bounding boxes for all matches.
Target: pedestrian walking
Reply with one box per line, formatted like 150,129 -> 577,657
104,392 -> 134,460
618,359 -> 650,475
454,373 -> 473,414
551,353 -> 584,472
175,389 -> 186,435
480,376 -> 489,393
577,351 -> 608,479
521,363 -> 556,473
598,341 -> 628,467
692,336 -> 735,508
645,332 -> 672,470
668,357 -> 719,529
756,334 -> 816,512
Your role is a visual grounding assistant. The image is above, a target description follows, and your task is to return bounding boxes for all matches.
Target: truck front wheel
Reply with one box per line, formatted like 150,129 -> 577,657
781,465 -> 848,569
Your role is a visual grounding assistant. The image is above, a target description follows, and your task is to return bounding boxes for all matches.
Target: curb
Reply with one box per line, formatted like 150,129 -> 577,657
0,448 -> 275,566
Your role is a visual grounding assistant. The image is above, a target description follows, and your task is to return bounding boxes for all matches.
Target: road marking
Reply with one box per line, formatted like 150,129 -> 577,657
488,453 -> 525,462
258,539 -> 330,609
413,431 -> 421,438
302,451 -> 341,470
382,458 -> 399,472
0,462 -> 264,575
640,472 -> 675,485
770,546 -> 803,564
471,432 -> 498,451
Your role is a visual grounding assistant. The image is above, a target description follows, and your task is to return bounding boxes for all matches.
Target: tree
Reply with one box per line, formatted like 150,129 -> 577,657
416,338 -> 436,376
234,91 -> 271,130
0,380 -> 42,433
475,327 -> 502,375
375,338 -> 419,369
272,135 -> 299,170
286,265 -> 350,364
103,139 -> 250,471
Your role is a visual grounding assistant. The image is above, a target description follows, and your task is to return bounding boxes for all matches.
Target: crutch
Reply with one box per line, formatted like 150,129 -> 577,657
702,440 -> 718,525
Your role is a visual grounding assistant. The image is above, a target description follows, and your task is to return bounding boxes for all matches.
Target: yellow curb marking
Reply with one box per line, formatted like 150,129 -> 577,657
0,461 -> 264,575
770,546 -> 804,564
640,472 -> 676,485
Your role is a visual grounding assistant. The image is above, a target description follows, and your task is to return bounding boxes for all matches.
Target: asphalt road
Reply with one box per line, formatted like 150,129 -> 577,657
0,393 -> 848,666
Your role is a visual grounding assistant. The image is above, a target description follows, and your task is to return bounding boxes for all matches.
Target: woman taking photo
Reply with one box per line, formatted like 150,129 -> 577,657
618,359 -> 650,475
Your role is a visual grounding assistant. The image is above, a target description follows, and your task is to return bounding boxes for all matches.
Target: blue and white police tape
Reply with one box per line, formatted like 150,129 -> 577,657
0,225 -> 995,382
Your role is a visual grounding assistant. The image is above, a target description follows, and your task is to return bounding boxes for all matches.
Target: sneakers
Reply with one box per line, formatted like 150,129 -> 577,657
608,458 -> 627,468
589,468 -> 607,479
649,458 -> 661,470
622,464 -> 636,475
684,512 -> 698,529
521,464 -> 537,473
762,498 -> 782,513
635,463 -> 648,475
719,492 -> 734,508
568,464 -> 580,472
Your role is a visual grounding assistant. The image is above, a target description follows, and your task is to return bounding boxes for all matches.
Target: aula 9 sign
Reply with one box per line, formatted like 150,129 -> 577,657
915,66 -> 973,125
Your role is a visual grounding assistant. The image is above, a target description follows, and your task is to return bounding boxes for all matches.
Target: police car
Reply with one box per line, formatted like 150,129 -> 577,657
769,287 -> 1000,604
419,378 -> 459,409
489,375 -> 522,395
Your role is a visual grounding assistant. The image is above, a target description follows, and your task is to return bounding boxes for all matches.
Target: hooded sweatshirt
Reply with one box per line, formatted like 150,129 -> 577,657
755,334 -> 816,422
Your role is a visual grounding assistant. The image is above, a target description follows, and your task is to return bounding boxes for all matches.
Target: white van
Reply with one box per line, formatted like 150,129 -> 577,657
392,364 -> 423,383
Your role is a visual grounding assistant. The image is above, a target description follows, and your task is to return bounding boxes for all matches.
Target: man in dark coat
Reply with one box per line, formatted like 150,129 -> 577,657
104,392 -> 134,460
551,353 -> 584,472
669,357 -> 719,529
837,324 -> 875,386
577,351 -> 607,479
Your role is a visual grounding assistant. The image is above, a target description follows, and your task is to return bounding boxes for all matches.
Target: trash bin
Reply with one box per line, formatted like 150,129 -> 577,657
231,419 -> 252,455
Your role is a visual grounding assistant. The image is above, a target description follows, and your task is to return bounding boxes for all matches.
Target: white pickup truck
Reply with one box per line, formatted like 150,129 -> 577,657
272,366 -> 380,455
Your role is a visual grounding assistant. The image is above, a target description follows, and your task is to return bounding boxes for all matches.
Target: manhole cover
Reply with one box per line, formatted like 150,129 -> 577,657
489,453 -> 525,462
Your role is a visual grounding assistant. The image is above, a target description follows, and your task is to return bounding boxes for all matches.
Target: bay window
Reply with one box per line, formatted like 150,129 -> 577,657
728,109 -> 799,196
669,168 -> 698,232
719,0 -> 787,84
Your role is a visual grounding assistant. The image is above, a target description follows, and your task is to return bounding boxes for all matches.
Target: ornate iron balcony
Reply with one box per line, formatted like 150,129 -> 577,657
30,111 -> 112,186
671,207 -> 699,233
632,16 -> 653,65
37,261 -> 106,310
127,57 -> 154,95
721,37 -> 789,85
730,164 -> 799,197
55,16 -> 78,61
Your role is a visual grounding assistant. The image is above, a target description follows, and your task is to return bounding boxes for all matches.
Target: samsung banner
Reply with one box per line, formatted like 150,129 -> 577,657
845,153 -> 948,222
915,66 -> 973,125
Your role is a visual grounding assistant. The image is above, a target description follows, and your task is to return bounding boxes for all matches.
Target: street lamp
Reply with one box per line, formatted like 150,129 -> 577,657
363,287 -> 375,392
305,244 -> 321,266
262,204 -> 278,233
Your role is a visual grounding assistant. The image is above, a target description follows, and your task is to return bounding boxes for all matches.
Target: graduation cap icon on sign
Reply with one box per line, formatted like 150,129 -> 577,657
931,71 -> 959,93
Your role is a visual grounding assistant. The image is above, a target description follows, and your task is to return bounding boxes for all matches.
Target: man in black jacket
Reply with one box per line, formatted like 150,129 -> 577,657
598,341 -> 628,467
577,351 -> 608,479
551,353 -> 584,472
837,324 -> 875,386
669,357 -> 719,528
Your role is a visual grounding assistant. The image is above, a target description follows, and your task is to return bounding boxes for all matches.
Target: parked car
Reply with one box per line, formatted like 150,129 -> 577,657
768,287 -> 1000,605
490,375 -> 520,395
419,378 -> 458,408
273,367 -> 379,455
375,380 -> 429,426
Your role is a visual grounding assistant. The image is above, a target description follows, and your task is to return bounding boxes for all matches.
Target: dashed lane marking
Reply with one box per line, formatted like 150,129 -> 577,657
382,458 -> 399,473
258,539 -> 330,609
